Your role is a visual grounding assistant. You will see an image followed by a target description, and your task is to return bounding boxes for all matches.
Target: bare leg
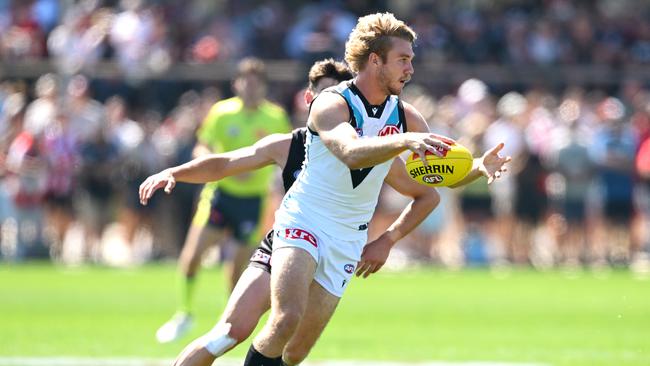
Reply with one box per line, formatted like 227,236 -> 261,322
283,281 -> 340,365
251,247 -> 317,357
173,267 -> 271,366
224,243 -> 255,292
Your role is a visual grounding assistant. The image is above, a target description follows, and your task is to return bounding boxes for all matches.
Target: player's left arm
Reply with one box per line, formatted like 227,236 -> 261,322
449,142 -> 512,188
356,157 -> 440,278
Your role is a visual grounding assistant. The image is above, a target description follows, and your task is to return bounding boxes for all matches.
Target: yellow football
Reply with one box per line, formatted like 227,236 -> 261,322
405,144 -> 473,187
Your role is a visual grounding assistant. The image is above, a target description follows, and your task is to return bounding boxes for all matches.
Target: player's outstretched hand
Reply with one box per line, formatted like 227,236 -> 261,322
478,142 -> 511,184
356,234 -> 394,278
139,170 -> 176,206
404,132 -> 455,163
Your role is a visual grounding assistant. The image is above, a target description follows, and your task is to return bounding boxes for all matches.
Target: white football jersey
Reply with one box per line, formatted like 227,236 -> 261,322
274,80 -> 408,241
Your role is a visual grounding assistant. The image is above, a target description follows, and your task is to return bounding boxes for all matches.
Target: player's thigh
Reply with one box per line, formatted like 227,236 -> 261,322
270,247 -> 317,311
284,281 -> 340,359
220,267 -> 271,339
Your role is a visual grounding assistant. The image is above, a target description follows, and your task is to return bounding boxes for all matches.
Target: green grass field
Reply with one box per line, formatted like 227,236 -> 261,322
1,262 -> 649,366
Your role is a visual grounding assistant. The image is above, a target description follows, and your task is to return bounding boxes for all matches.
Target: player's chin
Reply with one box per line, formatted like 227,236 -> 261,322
390,82 -> 406,95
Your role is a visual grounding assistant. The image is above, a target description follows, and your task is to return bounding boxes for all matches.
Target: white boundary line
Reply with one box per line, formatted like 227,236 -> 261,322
0,357 -> 548,366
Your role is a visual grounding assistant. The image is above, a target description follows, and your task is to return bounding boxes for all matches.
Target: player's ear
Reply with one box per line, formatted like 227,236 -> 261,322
369,53 -> 381,67
232,78 -> 242,94
304,89 -> 315,105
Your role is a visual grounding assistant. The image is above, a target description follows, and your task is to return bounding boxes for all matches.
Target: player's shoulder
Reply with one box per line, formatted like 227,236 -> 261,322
260,100 -> 289,117
323,80 -> 354,95
311,86 -> 349,113
208,97 -> 243,116
309,93 -> 349,125
400,99 -> 429,133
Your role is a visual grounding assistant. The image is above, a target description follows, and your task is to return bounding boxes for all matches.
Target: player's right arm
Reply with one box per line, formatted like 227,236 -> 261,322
139,133 -> 291,205
311,93 -> 454,169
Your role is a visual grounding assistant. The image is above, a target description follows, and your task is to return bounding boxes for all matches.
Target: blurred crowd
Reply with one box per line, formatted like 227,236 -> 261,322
2,0 -> 650,70
1,0 -> 650,272
0,73 -> 222,264
374,78 -> 650,272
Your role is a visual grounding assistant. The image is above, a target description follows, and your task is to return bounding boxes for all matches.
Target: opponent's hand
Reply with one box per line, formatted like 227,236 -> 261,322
139,170 -> 176,205
356,234 -> 394,278
478,142 -> 511,184
404,132 -> 455,164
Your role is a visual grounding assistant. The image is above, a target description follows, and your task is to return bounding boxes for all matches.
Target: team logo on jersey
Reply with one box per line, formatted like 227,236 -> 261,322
284,228 -> 317,247
371,107 -> 378,115
344,264 -> 355,274
378,125 -> 400,136
227,126 -> 240,137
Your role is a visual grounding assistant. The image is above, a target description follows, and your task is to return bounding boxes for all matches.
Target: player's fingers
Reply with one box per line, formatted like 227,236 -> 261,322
164,179 -> 175,194
361,265 -> 373,278
143,184 -> 156,202
431,133 -> 456,145
363,264 -> 379,278
138,180 -> 149,199
424,144 -> 444,158
430,138 -> 451,151
488,142 -> 505,155
139,183 -> 150,205
417,149 -> 431,164
356,262 -> 369,277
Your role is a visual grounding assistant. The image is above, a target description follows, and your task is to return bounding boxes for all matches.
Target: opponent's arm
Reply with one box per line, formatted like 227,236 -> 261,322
139,133 -> 291,205
312,94 -> 454,169
356,157 -> 440,278
449,142 -> 512,188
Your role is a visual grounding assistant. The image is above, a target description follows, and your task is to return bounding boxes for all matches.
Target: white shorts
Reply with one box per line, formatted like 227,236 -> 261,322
272,224 -> 364,298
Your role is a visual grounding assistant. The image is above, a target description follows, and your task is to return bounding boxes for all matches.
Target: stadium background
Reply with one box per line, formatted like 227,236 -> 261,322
1,0 -> 649,365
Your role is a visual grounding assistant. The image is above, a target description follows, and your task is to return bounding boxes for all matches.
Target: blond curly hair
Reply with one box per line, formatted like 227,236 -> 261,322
344,12 -> 417,73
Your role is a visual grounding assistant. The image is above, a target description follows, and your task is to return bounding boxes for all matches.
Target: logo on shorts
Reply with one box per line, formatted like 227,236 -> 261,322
250,250 -> 271,265
379,125 -> 400,136
344,264 -> 355,274
355,127 -> 363,137
284,228 -> 317,248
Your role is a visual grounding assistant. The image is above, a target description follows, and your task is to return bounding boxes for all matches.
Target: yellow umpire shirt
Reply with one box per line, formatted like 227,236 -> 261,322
197,96 -> 291,197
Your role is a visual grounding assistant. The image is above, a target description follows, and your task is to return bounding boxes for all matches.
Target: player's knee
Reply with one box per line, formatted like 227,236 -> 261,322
197,322 -> 239,357
227,322 -> 254,343
271,308 -> 303,338
179,249 -> 203,275
283,344 -> 311,365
